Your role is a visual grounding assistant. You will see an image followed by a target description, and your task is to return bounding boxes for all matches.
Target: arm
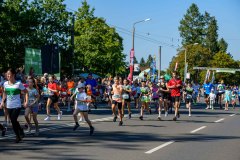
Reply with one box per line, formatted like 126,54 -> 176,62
0,91 -> 6,109
23,89 -> 29,108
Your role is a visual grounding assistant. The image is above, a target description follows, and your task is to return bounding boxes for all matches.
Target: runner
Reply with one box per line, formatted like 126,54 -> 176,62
72,83 -> 94,135
67,78 -> 75,112
231,89 -> 236,109
111,76 -> 123,126
122,79 -> 132,119
132,82 -> 140,109
158,76 -> 170,120
209,89 -> 216,110
44,75 -> 62,121
24,78 -> 40,136
185,82 -> 194,116
203,80 -> 214,109
217,80 -> 225,109
0,82 -> 7,136
224,86 -> 231,111
0,68 -> 28,143
192,81 -> 200,103
139,80 -> 151,120
167,71 -> 182,121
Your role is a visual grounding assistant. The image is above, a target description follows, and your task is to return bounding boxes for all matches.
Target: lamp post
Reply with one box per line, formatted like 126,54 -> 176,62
130,18 -> 151,82
182,43 -> 198,83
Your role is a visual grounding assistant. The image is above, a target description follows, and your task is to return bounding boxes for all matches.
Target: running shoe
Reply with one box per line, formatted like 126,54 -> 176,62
165,111 -> 168,117
189,114 -> 192,117
139,116 -> 143,120
173,116 -> 177,121
73,124 -> 80,131
113,116 -> 117,122
177,112 -> 180,118
57,111 -> 63,120
119,121 -> 123,126
15,137 -> 22,143
90,126 -> 94,135
1,127 -> 7,137
44,116 -> 51,121
128,113 -> 132,119
149,109 -> 152,115
26,124 -> 32,133
158,116 -> 162,121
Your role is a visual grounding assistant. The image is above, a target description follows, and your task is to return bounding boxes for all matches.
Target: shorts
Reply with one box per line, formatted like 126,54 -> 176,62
185,98 -> 192,104
49,95 -> 59,104
112,100 -> 122,110
204,93 -> 209,99
30,104 -> 39,113
161,93 -> 169,100
123,98 -> 131,102
171,96 -> 180,103
218,91 -> 225,95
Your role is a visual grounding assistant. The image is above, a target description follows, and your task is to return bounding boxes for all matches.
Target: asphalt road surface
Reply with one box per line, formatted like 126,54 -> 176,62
0,101 -> 240,160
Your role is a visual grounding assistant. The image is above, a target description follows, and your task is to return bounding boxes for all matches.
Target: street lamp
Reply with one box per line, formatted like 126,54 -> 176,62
181,43 -> 198,83
130,18 -> 151,82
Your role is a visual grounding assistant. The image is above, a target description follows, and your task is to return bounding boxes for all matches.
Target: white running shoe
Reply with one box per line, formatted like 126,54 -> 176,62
165,111 -> 168,117
57,111 -> 62,120
44,116 -> 51,121
189,114 -> 192,117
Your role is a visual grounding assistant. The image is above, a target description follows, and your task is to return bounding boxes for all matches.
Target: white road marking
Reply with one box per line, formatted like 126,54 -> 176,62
229,114 -> 236,117
145,141 -> 175,154
190,126 -> 206,133
214,118 -> 225,123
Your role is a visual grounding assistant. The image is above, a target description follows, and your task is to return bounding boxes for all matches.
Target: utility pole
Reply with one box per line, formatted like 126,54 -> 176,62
158,46 -> 161,79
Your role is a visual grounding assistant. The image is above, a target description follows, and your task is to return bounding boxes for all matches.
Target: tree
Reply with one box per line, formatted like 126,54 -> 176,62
205,16 -> 219,54
74,1 -> 125,76
218,38 -> 228,53
179,3 -> 205,45
140,57 -> 146,67
210,51 -> 239,84
133,56 -> 138,64
146,54 -> 153,67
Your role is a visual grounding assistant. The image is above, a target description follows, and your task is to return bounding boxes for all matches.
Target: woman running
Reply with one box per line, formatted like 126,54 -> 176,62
139,81 -> 151,120
122,79 -> 132,119
185,83 -> 194,117
72,83 -> 94,135
0,68 -> 28,143
24,78 -> 40,136
158,76 -> 169,120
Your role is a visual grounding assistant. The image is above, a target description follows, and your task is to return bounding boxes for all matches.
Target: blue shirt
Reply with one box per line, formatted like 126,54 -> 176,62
203,83 -> 214,95
85,78 -> 97,94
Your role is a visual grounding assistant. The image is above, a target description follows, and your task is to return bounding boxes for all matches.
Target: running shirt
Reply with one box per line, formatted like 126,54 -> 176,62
167,78 -> 182,97
67,81 -> 75,95
48,82 -> 59,96
185,87 -> 194,99
193,84 -> 200,93
75,91 -> 88,111
42,86 -> 49,97
209,92 -> 216,101
224,90 -> 231,102
27,88 -> 38,105
217,84 -> 225,93
3,81 -> 25,108
203,83 -> 214,95
140,86 -> 150,102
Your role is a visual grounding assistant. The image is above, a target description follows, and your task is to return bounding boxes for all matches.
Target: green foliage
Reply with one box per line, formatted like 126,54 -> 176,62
133,56 -> 138,64
218,38 -> 228,52
205,17 -> 219,54
74,1 -> 125,76
140,57 -> 146,67
178,3 -> 205,45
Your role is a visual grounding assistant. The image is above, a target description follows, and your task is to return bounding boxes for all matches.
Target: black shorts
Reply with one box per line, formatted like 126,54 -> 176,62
49,95 -> 59,104
171,96 -> 180,103
185,98 -> 192,104
162,93 -> 169,100
112,100 -> 122,110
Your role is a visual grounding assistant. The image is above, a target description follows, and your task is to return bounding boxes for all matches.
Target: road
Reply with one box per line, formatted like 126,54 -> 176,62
0,102 -> 240,160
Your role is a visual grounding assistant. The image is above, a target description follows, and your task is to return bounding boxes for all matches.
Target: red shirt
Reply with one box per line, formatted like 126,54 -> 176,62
167,78 -> 182,97
48,82 -> 59,96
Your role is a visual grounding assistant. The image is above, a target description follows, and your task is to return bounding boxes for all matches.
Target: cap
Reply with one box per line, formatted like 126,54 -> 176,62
44,73 -> 48,77
77,83 -> 85,88
160,76 -> 164,79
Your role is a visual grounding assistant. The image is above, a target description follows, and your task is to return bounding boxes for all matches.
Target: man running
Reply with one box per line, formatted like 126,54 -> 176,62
167,71 -> 182,121
111,77 -> 123,126
203,80 -> 214,109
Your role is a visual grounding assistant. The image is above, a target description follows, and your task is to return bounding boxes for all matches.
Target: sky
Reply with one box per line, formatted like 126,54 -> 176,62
64,0 -> 240,70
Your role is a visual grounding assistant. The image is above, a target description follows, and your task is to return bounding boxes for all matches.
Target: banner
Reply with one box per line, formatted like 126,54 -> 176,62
174,62 -> 178,71
25,48 -> 42,75
134,64 -> 140,72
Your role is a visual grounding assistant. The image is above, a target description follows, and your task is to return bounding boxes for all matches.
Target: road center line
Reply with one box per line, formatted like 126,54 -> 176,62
214,118 -> 225,123
145,141 -> 175,154
229,114 -> 236,117
190,126 -> 206,133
